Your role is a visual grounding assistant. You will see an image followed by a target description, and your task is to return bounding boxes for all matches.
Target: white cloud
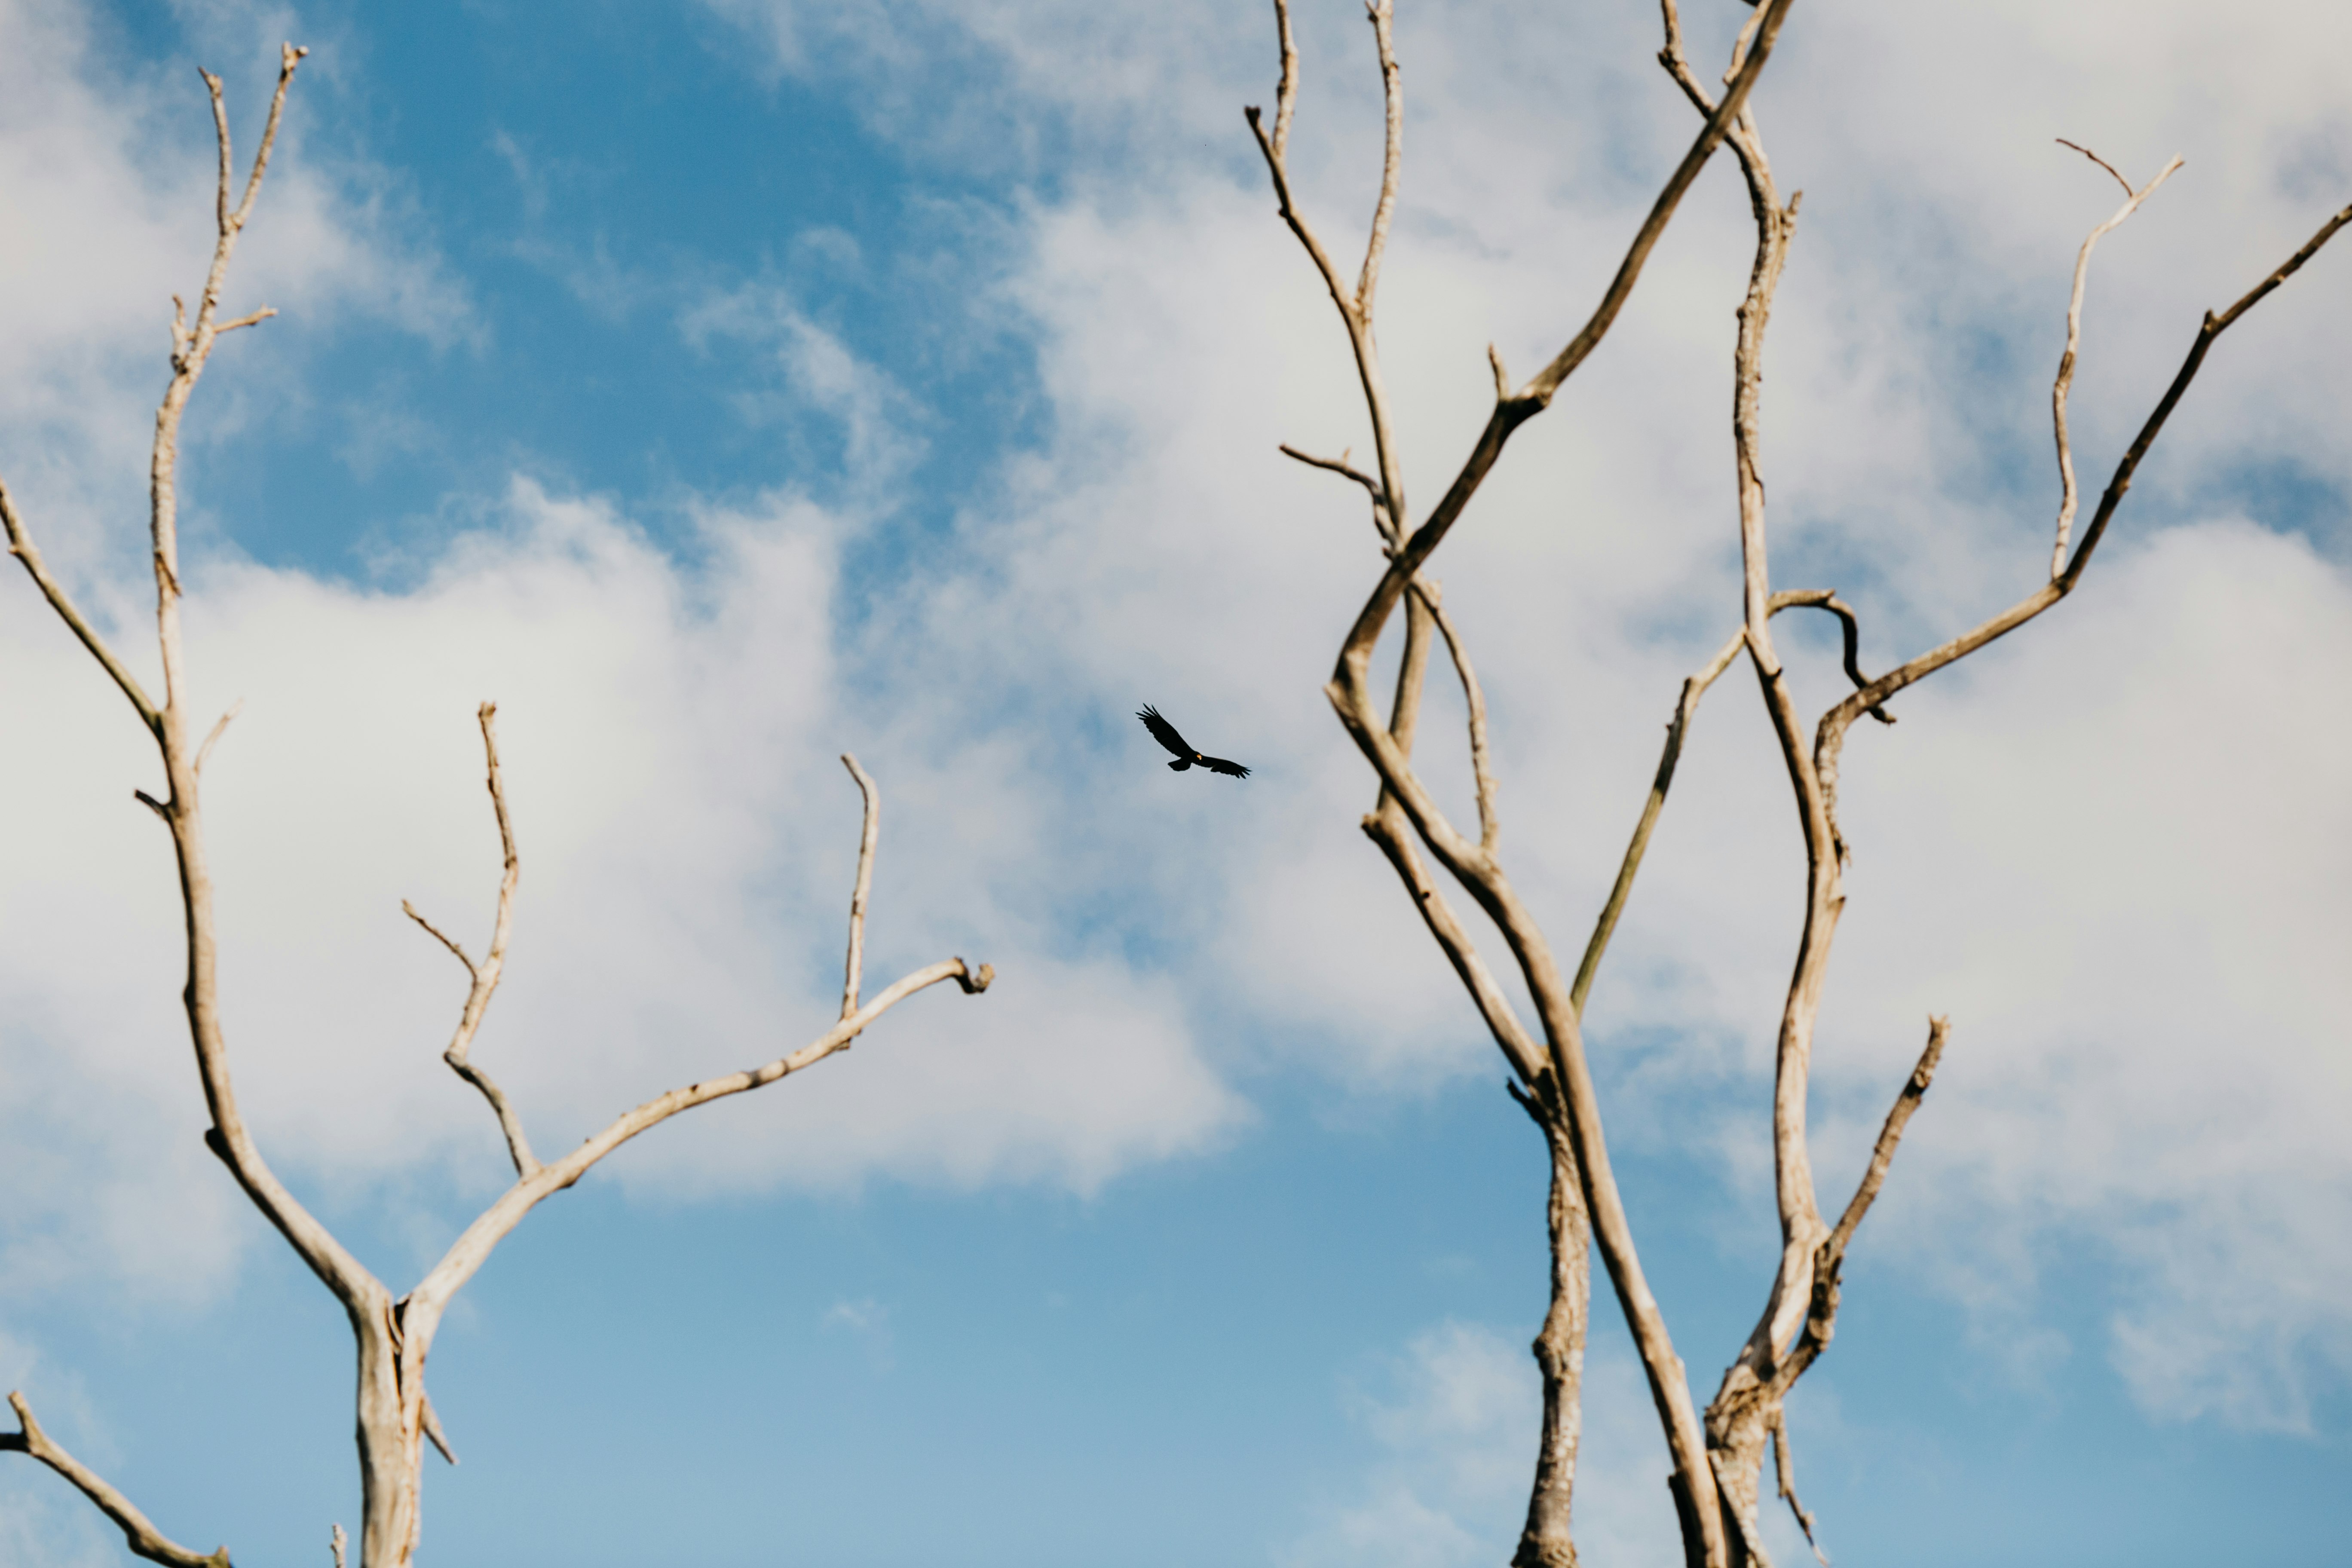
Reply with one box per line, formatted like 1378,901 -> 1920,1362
2,0 -> 2347,1449
0,473 -> 1244,1299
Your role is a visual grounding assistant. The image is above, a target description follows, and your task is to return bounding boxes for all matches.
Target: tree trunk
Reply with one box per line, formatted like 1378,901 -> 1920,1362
1513,1103 -> 1591,1568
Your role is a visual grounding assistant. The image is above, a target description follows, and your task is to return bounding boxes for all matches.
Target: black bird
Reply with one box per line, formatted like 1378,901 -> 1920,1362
1137,705 -> 1251,778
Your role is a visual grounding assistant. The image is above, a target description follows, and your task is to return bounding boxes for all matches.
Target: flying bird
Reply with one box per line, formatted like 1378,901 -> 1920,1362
1137,705 -> 1251,778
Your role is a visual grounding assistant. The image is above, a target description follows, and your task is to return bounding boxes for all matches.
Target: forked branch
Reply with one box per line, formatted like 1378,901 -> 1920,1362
404,703 -> 536,1179
1819,197 -> 2352,791
2049,144 -> 2184,577
3,1392 -> 230,1568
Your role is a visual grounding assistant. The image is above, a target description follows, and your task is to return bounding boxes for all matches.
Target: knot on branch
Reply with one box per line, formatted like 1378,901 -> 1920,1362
953,960 -> 995,995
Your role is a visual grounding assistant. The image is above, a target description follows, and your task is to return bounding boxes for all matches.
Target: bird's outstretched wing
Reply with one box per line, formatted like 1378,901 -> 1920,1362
1137,704 -> 1252,779
1137,704 -> 1191,759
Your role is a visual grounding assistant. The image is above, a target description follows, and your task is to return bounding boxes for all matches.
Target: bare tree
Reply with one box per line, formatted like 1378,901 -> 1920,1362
1,47 -> 992,1568
1246,3 -> 2349,1566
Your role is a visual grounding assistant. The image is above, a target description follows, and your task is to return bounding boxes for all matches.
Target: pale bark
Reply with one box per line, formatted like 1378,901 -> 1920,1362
1252,4 -> 2347,1567
2,1393 -> 230,1568
1250,5 -> 1800,1561
2,48 -> 992,1568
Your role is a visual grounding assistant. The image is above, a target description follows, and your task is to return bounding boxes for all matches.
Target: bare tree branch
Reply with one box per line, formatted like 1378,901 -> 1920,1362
1246,0 -> 1409,551
1363,809 -> 1547,1087
3,1392 -> 231,1568
1822,1017 -> 1950,1264
1279,441 -> 1392,541
840,753 -> 880,1018
420,1393 -> 457,1467
1770,1409 -> 1828,1566
195,700 -> 244,776
1354,0 -> 1403,322
1417,581 -> 1499,855
1571,626 -> 1743,1016
1815,198 -> 2352,821
0,477 -> 164,735
405,704 -> 536,1181
2050,146 -> 2183,577
330,1524 -> 347,1568
1328,0 -> 1799,746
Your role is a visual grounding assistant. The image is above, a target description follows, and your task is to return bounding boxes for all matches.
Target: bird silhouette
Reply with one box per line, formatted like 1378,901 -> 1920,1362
1137,705 -> 1250,778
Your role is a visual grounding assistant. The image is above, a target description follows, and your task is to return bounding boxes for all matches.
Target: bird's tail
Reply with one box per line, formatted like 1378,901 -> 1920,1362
1167,758 -> 1191,772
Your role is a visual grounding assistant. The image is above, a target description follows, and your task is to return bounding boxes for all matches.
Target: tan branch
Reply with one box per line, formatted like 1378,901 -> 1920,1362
1279,442 -> 1392,542
2049,146 -> 2183,578
1269,0 -> 1298,160
406,704 -> 536,1180
1770,1409 -> 1829,1566
1363,808 -> 1547,1087
1249,0 -> 1409,540
1415,581 -> 1499,855
1822,1016 -> 1949,1263
329,1524 -> 346,1568
1818,197 -> 2352,798
1329,0 -> 1799,692
840,753 -> 880,1019
3,1392 -> 230,1568
194,700 -> 243,775
0,477 -> 163,735
1355,0 -> 1403,322
398,954 -> 992,1337
420,1393 -> 457,1467
1571,626 -> 1744,1016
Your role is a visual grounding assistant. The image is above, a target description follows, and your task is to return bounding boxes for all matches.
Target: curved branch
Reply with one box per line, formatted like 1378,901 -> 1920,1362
1769,590 -> 1891,724
2049,147 -> 2183,578
1332,0 -> 1800,691
405,703 -> 535,1180
1417,582 -> 1499,855
1280,442 -> 1393,542
840,753 -> 882,1017
0,478 -> 163,736
4,1392 -> 230,1568
1571,626 -> 1744,1016
1817,196 -> 2352,801
400,954 -> 992,1335
1355,0 -> 1403,322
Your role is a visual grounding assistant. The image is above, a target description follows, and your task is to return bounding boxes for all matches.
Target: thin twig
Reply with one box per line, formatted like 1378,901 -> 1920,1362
330,1524 -> 346,1568
3,1392 -> 230,1568
1280,442 -> 1392,542
420,1393 -> 457,1467
1415,582 -> 1498,855
1824,1016 -> 1949,1260
406,704 -> 536,1179
1355,0 -> 1403,322
840,753 -> 880,1019
0,477 -> 164,735
1269,0 -> 1298,160
1817,198 -> 2352,812
1769,590 -> 1892,724
2049,146 -> 2183,578
1572,627 -> 1743,1015
1771,1408 -> 1829,1566
195,700 -> 244,776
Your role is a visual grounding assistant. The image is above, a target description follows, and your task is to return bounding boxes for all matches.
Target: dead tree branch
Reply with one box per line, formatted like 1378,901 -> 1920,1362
405,703 -> 535,1179
1,48 -> 996,1568
840,753 -> 881,1018
2049,146 -> 2184,577
1255,3 -> 1803,1560
3,1392 -> 230,1568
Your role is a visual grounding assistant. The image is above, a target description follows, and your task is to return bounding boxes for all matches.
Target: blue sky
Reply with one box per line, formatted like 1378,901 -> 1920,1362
3,0 -> 2349,1565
